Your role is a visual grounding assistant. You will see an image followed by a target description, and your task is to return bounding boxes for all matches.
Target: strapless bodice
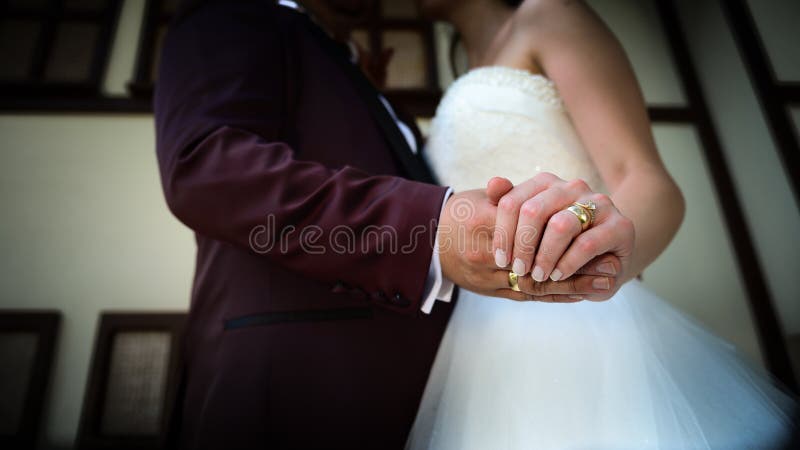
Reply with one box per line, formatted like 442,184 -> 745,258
425,66 -> 606,192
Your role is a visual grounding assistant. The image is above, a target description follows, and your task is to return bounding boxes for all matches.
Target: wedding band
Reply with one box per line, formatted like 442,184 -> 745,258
566,200 -> 596,231
508,271 -> 521,292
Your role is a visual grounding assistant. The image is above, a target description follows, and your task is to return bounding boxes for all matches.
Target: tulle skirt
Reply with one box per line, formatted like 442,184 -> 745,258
407,280 -> 798,449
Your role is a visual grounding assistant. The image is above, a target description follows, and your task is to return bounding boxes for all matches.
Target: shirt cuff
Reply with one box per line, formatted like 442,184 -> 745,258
421,188 -> 455,314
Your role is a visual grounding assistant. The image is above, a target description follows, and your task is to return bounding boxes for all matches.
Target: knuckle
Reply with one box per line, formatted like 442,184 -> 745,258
591,192 -> 611,206
498,195 -> 518,212
617,216 -> 635,234
550,214 -> 575,234
520,200 -> 541,219
535,172 -> 558,184
567,178 -> 590,192
578,237 -> 596,255
567,276 -> 578,293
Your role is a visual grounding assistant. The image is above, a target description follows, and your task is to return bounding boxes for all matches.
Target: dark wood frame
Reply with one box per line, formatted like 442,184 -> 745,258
655,0 -> 796,391
0,0 -> 124,109
720,0 -> 800,209
127,0 -> 171,99
76,312 -> 187,450
0,310 -> 61,450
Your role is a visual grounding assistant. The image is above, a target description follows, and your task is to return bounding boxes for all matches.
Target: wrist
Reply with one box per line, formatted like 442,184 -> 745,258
437,192 -> 456,280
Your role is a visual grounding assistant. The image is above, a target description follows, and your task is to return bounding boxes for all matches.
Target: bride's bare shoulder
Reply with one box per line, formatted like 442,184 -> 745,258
510,0 -> 619,64
512,0 -> 611,42
514,0 -> 592,21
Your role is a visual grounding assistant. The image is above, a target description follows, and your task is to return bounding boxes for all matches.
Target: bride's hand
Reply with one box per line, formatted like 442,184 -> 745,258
488,173 -> 635,301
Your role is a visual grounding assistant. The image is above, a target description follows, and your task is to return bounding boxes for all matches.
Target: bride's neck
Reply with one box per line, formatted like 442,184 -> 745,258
446,0 -> 514,67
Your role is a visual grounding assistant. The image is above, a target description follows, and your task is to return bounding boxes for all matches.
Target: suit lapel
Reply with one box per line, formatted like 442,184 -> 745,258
300,15 -> 439,185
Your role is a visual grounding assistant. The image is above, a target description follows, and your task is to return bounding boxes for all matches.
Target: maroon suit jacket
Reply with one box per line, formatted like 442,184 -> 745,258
155,1 -> 455,448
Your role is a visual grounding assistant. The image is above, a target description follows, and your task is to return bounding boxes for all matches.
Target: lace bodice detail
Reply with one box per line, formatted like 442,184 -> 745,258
425,66 -> 606,193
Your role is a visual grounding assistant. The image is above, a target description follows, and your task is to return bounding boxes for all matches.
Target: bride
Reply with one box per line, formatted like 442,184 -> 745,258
407,0 -> 798,448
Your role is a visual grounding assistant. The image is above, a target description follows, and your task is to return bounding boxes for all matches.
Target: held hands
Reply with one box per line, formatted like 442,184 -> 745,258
437,173 -> 635,302
489,173 -> 635,301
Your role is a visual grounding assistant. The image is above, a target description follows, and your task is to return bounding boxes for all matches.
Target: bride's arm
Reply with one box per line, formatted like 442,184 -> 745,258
517,0 -> 685,282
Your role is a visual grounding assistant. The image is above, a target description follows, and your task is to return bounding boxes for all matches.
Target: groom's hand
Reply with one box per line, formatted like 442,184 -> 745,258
437,188 -> 619,302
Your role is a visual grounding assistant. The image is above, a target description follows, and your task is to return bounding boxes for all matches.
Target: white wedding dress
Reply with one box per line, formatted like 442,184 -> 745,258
408,66 -> 798,449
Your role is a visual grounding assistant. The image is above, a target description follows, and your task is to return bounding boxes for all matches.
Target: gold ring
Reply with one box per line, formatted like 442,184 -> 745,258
508,271 -> 521,292
566,200 -> 596,231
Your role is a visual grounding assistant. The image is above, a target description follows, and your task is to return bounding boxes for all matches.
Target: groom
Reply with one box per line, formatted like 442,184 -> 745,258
156,1 -> 617,448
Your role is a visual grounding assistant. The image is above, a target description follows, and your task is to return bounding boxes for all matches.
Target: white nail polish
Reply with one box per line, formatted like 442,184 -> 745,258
593,277 -> 610,290
512,258 -> 526,275
597,262 -> 616,275
532,266 -> 545,282
495,249 -> 508,267
550,269 -> 562,281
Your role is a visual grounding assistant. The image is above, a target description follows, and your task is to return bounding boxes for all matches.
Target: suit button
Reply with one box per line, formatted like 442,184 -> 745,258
349,287 -> 368,300
371,291 -> 388,302
392,293 -> 411,307
331,280 -> 348,294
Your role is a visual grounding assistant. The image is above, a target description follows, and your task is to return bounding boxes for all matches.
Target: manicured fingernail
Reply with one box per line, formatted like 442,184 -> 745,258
592,277 -> 610,290
550,269 -> 562,281
568,295 -> 583,300
512,258 -> 526,275
495,249 -> 507,267
597,262 -> 616,275
532,266 -> 545,282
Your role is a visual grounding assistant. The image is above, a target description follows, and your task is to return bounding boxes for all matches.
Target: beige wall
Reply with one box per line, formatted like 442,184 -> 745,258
588,0 -> 687,106
103,0 -> 146,97
1,0 -> 798,448
746,0 -> 800,81
675,0 -> 800,335
646,125 -> 760,359
0,115 -> 194,447
589,0 -> 768,361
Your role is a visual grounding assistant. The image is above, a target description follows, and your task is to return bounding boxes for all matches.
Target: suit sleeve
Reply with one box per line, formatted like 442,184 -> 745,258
154,4 -> 447,313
